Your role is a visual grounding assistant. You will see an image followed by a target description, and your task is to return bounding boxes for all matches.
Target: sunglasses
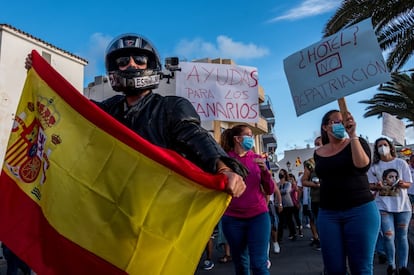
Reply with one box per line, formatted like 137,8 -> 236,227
115,55 -> 148,67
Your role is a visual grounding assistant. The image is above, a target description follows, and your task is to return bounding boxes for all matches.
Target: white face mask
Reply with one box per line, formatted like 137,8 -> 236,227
378,145 -> 390,156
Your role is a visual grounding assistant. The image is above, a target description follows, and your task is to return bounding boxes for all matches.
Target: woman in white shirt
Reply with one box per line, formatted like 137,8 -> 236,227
368,137 -> 412,275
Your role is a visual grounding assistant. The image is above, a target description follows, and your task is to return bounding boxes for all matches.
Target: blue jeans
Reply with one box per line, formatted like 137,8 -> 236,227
317,201 -> 380,275
381,210 -> 411,269
222,212 -> 270,275
375,231 -> 385,255
268,201 -> 279,229
2,245 -> 31,275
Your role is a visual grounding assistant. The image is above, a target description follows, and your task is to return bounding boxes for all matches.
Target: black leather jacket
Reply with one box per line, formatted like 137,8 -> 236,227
94,92 -> 247,176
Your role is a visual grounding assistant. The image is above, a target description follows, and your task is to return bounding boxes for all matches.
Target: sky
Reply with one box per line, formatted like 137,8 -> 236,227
2,0 -> 414,160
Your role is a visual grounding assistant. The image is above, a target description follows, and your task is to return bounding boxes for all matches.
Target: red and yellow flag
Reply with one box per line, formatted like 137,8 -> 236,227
400,147 -> 412,156
295,156 -> 302,167
0,50 -> 230,275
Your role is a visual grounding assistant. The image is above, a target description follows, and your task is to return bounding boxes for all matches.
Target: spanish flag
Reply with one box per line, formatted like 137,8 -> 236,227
0,50 -> 230,275
295,156 -> 301,167
400,147 -> 412,156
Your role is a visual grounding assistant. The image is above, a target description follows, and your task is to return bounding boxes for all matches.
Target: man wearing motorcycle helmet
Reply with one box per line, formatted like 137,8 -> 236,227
104,33 -> 162,97
25,33 -> 247,197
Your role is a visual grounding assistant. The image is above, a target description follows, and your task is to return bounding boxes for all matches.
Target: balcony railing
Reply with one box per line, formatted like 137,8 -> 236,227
262,133 -> 277,148
259,95 -> 274,118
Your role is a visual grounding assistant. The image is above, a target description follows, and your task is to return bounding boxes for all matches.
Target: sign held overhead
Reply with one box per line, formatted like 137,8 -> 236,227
284,18 -> 391,116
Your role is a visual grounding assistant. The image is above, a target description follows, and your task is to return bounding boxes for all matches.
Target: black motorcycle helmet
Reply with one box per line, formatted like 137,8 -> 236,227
105,33 -> 162,94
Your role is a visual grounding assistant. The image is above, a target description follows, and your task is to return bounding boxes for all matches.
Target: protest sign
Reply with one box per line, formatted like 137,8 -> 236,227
382,112 -> 406,145
176,62 -> 259,122
284,18 -> 391,116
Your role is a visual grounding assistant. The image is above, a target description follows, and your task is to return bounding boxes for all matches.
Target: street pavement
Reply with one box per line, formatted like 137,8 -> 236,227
1,224 -> 414,274
195,225 -> 414,275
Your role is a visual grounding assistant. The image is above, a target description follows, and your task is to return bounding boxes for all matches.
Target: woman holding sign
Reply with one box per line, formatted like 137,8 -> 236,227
313,109 -> 380,274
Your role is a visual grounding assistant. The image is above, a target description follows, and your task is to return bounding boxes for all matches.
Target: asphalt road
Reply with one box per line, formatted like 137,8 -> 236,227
1,225 -> 414,274
195,226 -> 414,275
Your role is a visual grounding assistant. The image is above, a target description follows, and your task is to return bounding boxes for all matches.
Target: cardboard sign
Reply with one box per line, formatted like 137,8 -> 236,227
382,112 -> 405,145
176,62 -> 259,122
284,18 -> 391,116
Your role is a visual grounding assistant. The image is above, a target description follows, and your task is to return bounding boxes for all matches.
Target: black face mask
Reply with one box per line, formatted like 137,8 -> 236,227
278,174 -> 285,179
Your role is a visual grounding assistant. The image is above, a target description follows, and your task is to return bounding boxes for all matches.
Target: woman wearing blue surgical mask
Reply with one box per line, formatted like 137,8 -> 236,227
220,124 -> 276,275
367,137 -> 412,275
314,109 -> 380,275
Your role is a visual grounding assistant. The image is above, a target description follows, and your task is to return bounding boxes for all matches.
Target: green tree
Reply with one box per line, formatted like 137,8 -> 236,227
359,71 -> 414,127
323,0 -> 414,71
323,1 -> 414,125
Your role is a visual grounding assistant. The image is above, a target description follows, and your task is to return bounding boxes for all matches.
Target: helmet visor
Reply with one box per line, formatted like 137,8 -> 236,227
115,55 -> 148,67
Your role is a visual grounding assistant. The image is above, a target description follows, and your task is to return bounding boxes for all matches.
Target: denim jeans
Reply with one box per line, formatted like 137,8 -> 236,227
268,201 -> 279,229
222,212 -> 270,275
375,231 -> 385,255
2,245 -> 31,275
380,210 -> 411,269
317,201 -> 380,275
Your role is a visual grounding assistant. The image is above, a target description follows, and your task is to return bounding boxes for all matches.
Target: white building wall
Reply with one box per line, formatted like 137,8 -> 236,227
83,76 -> 114,101
279,147 -> 316,176
0,25 -> 87,167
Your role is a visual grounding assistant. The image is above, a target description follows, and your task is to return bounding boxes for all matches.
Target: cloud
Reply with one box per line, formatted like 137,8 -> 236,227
268,0 -> 342,23
174,35 -> 269,61
81,33 -> 113,84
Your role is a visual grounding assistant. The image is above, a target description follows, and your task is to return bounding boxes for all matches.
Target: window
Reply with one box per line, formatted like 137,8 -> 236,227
41,51 -> 51,64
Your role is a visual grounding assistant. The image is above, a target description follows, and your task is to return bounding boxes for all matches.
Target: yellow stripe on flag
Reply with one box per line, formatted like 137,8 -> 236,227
2,51 -> 230,274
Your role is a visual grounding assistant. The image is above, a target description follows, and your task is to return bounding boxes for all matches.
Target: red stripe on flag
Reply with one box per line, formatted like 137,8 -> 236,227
0,172 -> 127,275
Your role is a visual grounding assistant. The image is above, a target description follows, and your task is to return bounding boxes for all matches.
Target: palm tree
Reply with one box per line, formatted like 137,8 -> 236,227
323,0 -> 414,72
359,71 -> 414,127
323,1 -> 414,125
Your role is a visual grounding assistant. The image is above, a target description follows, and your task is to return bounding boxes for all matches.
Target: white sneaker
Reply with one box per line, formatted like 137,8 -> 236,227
202,260 -> 214,270
273,242 -> 280,254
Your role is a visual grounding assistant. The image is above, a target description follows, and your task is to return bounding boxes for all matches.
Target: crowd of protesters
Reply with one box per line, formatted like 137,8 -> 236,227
199,110 -> 414,275
2,30 -> 412,275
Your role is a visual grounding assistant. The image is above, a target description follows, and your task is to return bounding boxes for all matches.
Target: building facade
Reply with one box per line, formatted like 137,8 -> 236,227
0,24 -> 88,166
